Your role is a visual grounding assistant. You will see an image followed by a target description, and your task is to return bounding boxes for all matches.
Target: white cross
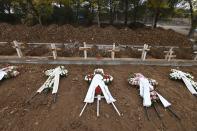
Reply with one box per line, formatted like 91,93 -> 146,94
108,43 -> 120,60
13,40 -> 23,58
138,44 -> 150,61
79,42 -> 91,59
51,44 -> 58,59
164,47 -> 176,61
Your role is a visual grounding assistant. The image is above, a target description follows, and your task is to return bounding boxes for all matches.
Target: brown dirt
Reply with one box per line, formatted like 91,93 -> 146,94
0,23 -> 192,46
0,43 -> 16,55
0,64 -> 196,131
0,44 -> 193,60
23,45 -> 51,56
174,47 -> 194,59
0,23 -> 194,59
148,47 -> 166,59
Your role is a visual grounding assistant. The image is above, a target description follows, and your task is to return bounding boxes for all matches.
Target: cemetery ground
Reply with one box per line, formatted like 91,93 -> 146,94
0,23 -> 197,131
0,64 -> 197,131
0,23 -> 194,60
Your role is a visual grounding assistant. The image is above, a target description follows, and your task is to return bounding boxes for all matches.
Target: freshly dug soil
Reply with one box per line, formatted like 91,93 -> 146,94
0,23 -> 192,47
0,64 -> 196,131
24,45 -> 51,56
0,23 -> 194,59
0,43 -> 16,55
174,47 -> 194,59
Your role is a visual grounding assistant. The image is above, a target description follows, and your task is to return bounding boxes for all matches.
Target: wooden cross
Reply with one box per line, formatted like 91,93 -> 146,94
108,43 -> 120,60
51,44 -> 58,59
194,51 -> 197,60
13,40 -> 24,58
79,42 -> 91,59
138,44 -> 150,61
164,47 -> 176,61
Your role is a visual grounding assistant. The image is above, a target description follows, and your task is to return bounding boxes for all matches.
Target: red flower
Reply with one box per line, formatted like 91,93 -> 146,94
104,75 -> 110,79
95,86 -> 102,95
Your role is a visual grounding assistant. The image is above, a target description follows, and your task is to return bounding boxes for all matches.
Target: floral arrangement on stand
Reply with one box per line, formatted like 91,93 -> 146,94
79,68 -> 121,117
128,73 -> 162,104
128,73 -> 180,120
42,66 -> 68,91
170,69 -> 197,95
26,66 -> 68,103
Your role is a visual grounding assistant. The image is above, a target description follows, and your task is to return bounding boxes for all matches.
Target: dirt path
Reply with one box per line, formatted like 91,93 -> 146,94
0,64 -> 196,131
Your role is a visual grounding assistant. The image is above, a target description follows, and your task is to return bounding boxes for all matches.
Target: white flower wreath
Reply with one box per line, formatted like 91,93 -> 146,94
0,66 -> 20,80
42,66 -> 68,90
128,73 -> 158,86
84,68 -> 113,84
170,69 -> 197,91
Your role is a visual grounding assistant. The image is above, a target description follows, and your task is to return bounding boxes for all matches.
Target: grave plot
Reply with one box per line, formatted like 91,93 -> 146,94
0,42 -> 16,56
0,64 -> 196,131
0,24 -> 196,130
0,40 -> 196,66
0,23 -> 196,63
24,44 -> 51,56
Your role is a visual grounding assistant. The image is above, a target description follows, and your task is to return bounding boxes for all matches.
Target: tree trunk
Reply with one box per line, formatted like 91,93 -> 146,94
76,0 -> 80,23
188,0 -> 195,38
59,2 -> 62,8
114,5 -> 118,23
153,9 -> 159,28
26,0 -> 41,25
124,0 -> 128,25
7,6 -> 11,15
87,0 -> 93,25
133,3 -> 137,23
109,0 -> 113,24
97,0 -> 101,27
90,1 -> 93,13
38,15 -> 42,25
26,0 -> 35,15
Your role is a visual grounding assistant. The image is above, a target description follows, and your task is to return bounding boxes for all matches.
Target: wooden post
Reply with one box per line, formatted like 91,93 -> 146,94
164,47 -> 176,61
0,42 -> 8,44
13,40 -> 23,58
194,51 -> 197,60
51,44 -> 57,59
138,44 -> 150,61
79,42 -> 91,59
108,43 -> 120,60
111,43 -> 115,60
